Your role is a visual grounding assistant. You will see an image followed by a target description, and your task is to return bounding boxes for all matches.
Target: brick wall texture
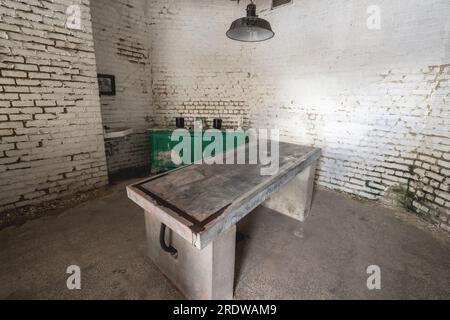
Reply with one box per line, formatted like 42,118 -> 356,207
90,0 -> 152,174
0,0 -> 108,212
248,0 -> 450,231
147,0 -> 252,130
1,0 -> 450,233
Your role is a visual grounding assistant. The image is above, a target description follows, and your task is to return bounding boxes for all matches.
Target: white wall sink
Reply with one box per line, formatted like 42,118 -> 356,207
104,128 -> 134,140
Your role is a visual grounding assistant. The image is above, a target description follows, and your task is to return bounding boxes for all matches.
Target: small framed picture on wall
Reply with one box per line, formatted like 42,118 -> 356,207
97,74 -> 116,96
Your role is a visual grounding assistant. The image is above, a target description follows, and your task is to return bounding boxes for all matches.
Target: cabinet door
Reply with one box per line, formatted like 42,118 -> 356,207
150,131 -> 180,172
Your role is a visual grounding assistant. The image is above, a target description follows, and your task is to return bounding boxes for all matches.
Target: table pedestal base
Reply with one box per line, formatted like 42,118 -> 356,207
263,162 -> 317,222
145,212 -> 236,300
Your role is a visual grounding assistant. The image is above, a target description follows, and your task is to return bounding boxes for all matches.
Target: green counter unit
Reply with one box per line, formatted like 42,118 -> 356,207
148,129 -> 247,173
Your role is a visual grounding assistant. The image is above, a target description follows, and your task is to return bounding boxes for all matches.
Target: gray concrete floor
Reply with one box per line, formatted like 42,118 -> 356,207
0,180 -> 449,300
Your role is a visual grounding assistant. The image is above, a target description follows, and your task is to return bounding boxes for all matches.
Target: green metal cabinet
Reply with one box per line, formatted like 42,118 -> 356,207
149,129 -> 247,173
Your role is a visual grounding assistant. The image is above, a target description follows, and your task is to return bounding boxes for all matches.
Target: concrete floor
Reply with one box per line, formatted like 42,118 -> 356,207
1,180 -> 449,300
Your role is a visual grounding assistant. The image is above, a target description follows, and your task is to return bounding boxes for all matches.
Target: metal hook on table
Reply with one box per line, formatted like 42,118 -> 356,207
160,224 -> 178,258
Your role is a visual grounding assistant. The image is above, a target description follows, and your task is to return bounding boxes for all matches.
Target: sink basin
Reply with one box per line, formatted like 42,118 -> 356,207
104,128 -> 134,140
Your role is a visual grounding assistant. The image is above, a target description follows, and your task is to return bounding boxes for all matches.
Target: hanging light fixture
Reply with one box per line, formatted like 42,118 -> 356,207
226,1 -> 275,42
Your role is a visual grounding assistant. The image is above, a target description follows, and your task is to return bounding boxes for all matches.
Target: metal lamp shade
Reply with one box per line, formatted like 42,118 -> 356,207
226,3 -> 274,42
226,17 -> 274,42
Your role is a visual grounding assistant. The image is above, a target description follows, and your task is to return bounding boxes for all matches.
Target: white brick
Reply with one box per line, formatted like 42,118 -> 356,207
0,0 -> 108,215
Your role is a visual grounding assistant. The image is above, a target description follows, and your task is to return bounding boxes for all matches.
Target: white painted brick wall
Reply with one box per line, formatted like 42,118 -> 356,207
247,0 -> 450,231
148,0 -> 252,129
90,0 -> 153,175
0,0 -> 108,212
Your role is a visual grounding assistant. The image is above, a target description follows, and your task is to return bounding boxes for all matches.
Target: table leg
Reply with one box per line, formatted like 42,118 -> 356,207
262,161 -> 317,222
144,211 -> 236,300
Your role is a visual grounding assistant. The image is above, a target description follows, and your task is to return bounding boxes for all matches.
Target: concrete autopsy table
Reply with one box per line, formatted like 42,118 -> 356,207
127,141 -> 321,299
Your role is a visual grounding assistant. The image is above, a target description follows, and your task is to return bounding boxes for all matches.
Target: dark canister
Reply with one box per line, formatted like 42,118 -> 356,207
213,119 -> 223,130
176,117 -> 185,128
